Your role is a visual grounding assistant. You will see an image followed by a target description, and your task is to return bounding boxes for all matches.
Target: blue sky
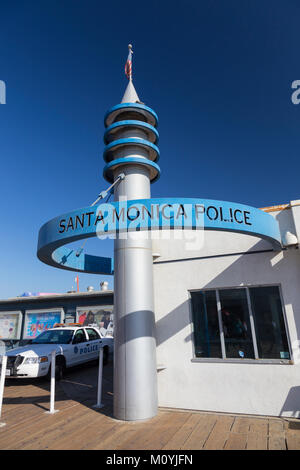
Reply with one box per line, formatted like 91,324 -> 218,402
0,0 -> 299,298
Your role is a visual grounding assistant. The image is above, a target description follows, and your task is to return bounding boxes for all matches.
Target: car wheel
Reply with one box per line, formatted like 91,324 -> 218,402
47,357 -> 66,381
55,364 -> 64,381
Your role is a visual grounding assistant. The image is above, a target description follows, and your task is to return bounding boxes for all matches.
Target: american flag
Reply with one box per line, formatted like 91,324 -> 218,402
125,45 -> 133,80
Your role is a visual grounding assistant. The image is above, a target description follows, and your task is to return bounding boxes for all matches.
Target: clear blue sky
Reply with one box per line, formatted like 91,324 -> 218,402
0,0 -> 299,298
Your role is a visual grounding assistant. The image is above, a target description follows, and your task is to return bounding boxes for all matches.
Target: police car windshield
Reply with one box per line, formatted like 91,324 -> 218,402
32,329 -> 74,344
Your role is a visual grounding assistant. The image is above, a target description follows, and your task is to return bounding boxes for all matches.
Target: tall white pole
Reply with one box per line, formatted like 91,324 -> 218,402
103,92 -> 160,421
93,347 -> 104,409
46,350 -> 59,415
0,355 -> 7,427
113,166 -> 158,421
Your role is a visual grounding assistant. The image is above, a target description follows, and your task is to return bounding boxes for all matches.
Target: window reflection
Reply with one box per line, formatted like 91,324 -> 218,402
190,285 -> 290,361
249,286 -> 290,360
191,291 -> 222,358
219,289 -> 254,359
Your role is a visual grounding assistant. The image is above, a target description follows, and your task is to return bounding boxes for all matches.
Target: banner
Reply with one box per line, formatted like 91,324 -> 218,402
24,310 -> 63,339
76,306 -> 114,337
0,312 -> 22,340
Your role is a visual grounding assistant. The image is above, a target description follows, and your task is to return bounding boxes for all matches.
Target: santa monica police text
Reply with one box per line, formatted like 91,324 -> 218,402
58,201 -> 252,236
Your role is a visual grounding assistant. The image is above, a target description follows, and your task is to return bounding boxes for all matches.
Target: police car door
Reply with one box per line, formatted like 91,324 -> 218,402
85,328 -> 101,361
71,328 -> 90,364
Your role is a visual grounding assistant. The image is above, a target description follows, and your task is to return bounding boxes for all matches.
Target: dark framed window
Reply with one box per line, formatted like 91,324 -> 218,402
249,286 -> 290,360
86,328 -> 100,341
72,329 -> 86,344
191,290 -> 222,358
219,288 -> 255,359
191,285 -> 291,362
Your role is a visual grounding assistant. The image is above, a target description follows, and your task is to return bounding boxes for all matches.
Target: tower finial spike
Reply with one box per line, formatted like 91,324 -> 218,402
125,44 -> 133,82
122,44 -> 141,103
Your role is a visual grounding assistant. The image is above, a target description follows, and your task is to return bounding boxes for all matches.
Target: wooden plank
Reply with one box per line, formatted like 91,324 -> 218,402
268,419 -> 284,435
224,433 -> 247,450
286,432 -> 300,450
135,412 -> 192,450
1,397 -> 80,427
162,413 -> 204,450
104,426 -> 144,451
0,406 -> 68,447
204,415 -> 234,450
109,412 -> 192,450
1,378 -> 300,451
268,434 -> 286,450
230,416 -> 250,434
0,398 -> 78,436
113,427 -> 157,451
93,423 -> 146,450
109,412 -> 171,451
285,420 -> 300,434
244,418 -> 269,450
248,418 -> 268,435
1,394 -> 74,426
1,381 -> 70,426
181,414 -> 217,450
1,412 -> 82,449
2,403 -> 97,449
140,412 -> 194,450
204,431 -> 229,450
268,419 -> 286,450
39,406 -> 159,450
2,402 -> 45,424
49,420 -> 121,450
211,415 -> 234,433
246,432 -> 268,450
93,410 -> 172,451
31,407 -> 115,450
286,420 -> 300,450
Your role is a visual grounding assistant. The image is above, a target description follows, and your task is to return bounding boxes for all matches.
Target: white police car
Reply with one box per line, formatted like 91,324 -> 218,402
4,324 -> 113,380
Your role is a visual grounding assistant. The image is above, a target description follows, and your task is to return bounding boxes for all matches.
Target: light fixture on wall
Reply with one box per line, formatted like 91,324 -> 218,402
282,231 -> 299,248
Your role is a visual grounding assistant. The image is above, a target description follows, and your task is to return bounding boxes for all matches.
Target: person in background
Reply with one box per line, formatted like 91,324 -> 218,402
83,311 -> 95,326
78,312 -> 87,324
221,308 -> 247,339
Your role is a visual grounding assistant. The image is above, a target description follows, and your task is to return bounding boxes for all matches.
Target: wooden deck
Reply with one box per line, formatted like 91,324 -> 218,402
0,361 -> 300,450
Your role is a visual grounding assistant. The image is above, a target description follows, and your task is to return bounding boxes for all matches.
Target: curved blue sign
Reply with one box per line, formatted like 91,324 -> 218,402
37,198 -> 282,275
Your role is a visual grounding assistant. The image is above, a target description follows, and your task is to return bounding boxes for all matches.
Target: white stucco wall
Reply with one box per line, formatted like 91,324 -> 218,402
152,205 -> 300,417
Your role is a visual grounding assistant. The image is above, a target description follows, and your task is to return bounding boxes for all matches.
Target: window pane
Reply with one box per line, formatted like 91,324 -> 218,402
86,328 -> 100,340
191,291 -> 222,358
32,329 -> 73,344
74,329 -> 86,343
219,288 -> 254,359
249,286 -> 290,360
